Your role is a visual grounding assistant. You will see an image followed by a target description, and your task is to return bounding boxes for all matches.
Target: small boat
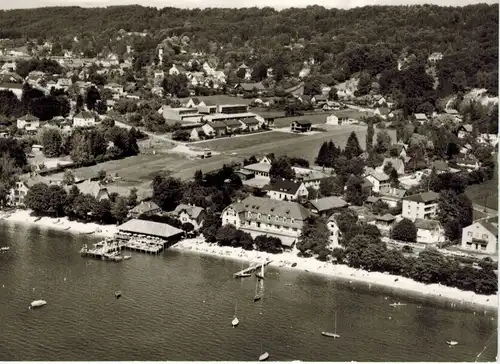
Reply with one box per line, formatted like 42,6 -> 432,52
115,291 -> 122,299
291,263 -> 297,268
232,302 -> 239,327
30,300 -> 47,309
254,294 -> 262,302
446,340 -> 458,346
123,255 -> 132,260
259,342 -> 269,361
114,256 -> 123,262
0,247 -> 9,252
321,311 -> 340,339
235,273 -> 252,278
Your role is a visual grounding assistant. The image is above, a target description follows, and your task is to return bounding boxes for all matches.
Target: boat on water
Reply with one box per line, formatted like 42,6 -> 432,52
235,273 -> 252,278
321,311 -> 340,339
255,263 -> 265,280
113,255 -> 123,262
30,300 -> 47,309
389,302 -> 407,307
115,291 -> 122,299
446,340 -> 458,346
259,342 -> 269,361
232,302 -> 239,327
254,294 -> 262,302
0,247 -> 10,252
123,255 -> 132,260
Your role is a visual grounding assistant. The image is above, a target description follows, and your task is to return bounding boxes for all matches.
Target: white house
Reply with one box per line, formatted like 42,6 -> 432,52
365,171 -> 390,193
73,111 -> 97,127
428,52 -> 443,63
221,195 -> 312,248
17,114 -> 40,131
457,124 -> 473,139
461,217 -> 498,255
414,219 -> 446,245
265,179 -> 309,201
414,113 -> 428,124
402,191 -> 440,221
169,64 -> 188,76
172,204 -> 206,230
7,181 -> 30,206
477,134 -> 499,147
379,186 -> 406,208
185,98 -> 206,109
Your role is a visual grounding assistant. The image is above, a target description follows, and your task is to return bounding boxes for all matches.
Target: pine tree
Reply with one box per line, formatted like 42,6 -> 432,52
315,142 -> 328,166
344,132 -> 362,159
366,121 -> 374,153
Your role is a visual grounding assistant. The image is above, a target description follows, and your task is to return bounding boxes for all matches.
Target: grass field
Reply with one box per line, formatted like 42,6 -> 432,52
272,112 -> 331,128
194,131 -> 303,151
466,154 -> 498,211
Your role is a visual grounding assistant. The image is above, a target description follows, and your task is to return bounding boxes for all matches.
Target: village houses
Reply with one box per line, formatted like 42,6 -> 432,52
172,204 -> 206,230
402,191 -> 440,221
460,217 -> 498,254
73,111 -> 97,127
265,179 -> 309,202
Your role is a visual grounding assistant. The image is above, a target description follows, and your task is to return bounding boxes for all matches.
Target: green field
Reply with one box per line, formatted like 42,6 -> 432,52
466,155 -> 498,211
193,131 -> 303,151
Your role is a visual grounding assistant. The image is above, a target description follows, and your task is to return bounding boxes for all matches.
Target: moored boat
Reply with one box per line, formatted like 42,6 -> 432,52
447,340 -> 458,346
123,255 -> 132,260
30,300 -> 47,309
321,331 -> 340,338
0,246 -> 9,252
259,352 -> 270,361
115,291 -> 122,299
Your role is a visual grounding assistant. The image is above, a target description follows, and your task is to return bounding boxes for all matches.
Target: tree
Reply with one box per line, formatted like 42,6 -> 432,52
92,198 -> 114,224
236,68 -> 246,79
152,175 -> 184,211
344,132 -> 362,159
269,157 -> 295,182
375,130 -> 392,154
85,86 -> 101,111
366,121 -> 374,153
391,218 -> 417,242
297,216 -> 330,256
40,128 -> 62,158
194,170 -> 203,185
215,224 -> 241,246
437,190 -> 473,240
0,155 -> 20,187
254,235 -> 282,253
200,213 -> 221,243
345,175 -> 369,206
111,196 -> 129,224
128,188 -> 138,207
319,176 -> 343,197
62,169 -> 75,185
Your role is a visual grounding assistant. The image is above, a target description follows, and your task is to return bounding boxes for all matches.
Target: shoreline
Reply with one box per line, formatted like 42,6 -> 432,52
171,238 -> 499,312
1,209 -> 497,312
0,209 -> 118,239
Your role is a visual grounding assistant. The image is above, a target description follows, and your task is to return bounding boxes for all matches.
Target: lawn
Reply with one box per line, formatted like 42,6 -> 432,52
193,131 -> 303,152
272,112 -> 331,128
466,154 -> 498,211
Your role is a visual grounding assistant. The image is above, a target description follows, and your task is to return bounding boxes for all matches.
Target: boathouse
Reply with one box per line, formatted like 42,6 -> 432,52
117,219 -> 184,243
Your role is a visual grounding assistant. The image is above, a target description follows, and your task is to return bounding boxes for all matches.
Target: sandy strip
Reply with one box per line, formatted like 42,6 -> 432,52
0,209 -> 118,238
171,238 -> 498,311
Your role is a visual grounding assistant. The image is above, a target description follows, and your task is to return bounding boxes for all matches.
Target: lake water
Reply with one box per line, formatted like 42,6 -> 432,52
0,223 -> 497,362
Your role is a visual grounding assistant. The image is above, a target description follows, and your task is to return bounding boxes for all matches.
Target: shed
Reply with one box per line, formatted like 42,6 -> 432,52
117,219 -> 183,241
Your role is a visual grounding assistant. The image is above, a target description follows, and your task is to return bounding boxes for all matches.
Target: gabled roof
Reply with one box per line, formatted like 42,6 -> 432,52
415,218 -> 442,231
459,124 -> 473,132
188,97 -> 201,105
236,82 -> 266,91
210,120 -> 227,129
130,201 -> 161,214
476,217 -> 498,237
313,94 -> 327,101
222,119 -> 242,128
117,219 -> 183,239
403,191 -> 440,203
172,64 -> 187,73
367,170 -> 390,182
293,120 -> 312,126
243,163 -> 271,173
66,179 -> 107,198
379,186 -> 406,199
173,204 -> 204,219
446,109 -> 459,115
74,111 -> 95,119
307,196 -> 348,212
414,113 -> 428,120
241,117 -> 260,126
19,114 -> 39,121
376,213 -> 396,222
266,179 -> 303,195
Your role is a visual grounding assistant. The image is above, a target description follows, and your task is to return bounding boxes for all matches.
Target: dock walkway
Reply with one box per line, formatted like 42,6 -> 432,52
80,235 -> 167,260
234,260 -> 273,278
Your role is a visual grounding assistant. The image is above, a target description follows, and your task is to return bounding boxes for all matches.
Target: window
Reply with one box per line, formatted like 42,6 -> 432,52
248,212 -> 252,218
257,213 -> 261,219
268,215 -> 271,221
291,218 -> 295,223
482,234 -> 488,240
468,231 -> 472,237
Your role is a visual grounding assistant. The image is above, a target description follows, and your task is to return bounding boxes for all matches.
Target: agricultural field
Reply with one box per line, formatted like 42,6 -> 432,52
193,131 -> 303,151
272,112 -> 331,128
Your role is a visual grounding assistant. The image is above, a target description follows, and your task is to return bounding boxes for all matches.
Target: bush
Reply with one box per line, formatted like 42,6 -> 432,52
391,218 -> 417,242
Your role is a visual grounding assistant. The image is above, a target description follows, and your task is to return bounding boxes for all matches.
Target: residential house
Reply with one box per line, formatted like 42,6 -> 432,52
365,170 -> 390,193
457,124 -> 473,139
374,107 -> 390,119
415,219 -> 446,245
172,204 -> 206,230
265,179 -> 309,201
378,157 -> 405,176
104,82 -> 124,95
428,52 -> 443,63
456,157 -> 480,170
431,160 -> 451,174
221,195 -> 312,247
326,214 -> 341,248
240,117 -> 260,131
293,167 -> 329,189
311,94 -> 328,105
402,191 -> 440,221
260,155 -> 275,165
67,180 -> 110,201
17,114 -> 40,131
185,98 -> 206,108
234,82 -> 266,94
414,113 -> 428,124
372,214 -> 396,235
222,119 -> 243,133
202,61 -> 216,75
445,109 -> 461,121
393,143 -> 408,159
379,186 -> 406,208
56,78 -> 72,90
73,111 -> 97,127
128,201 -> 162,218
206,121 -> 227,137
291,120 -> 312,133
460,217 -> 498,254
169,64 -> 188,76
305,196 -> 348,216
241,162 -> 271,180
7,180 -> 30,206
218,104 -> 248,114
325,110 -> 371,125
459,143 -> 473,156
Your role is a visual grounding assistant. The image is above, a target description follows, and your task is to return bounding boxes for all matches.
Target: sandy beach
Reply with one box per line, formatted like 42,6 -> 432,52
0,209 -> 118,238
171,238 -> 499,311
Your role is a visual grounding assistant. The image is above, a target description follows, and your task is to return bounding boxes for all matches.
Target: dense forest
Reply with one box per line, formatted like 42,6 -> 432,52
0,5 -> 497,101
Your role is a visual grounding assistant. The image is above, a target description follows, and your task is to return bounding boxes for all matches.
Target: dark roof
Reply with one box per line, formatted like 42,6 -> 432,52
313,94 -> 328,101
237,82 -> 266,91
210,121 -> 227,129
432,160 -> 449,171
222,119 -> 243,128
476,217 -> 498,237
129,201 -> 161,215
189,97 -> 201,105
414,218 -> 442,231
242,117 -> 260,126
266,179 -> 302,194
74,111 -> 94,119
307,196 -> 348,212
19,114 -> 39,121
173,204 -> 204,219
293,120 -> 312,126
404,191 -> 440,203
376,213 -> 396,222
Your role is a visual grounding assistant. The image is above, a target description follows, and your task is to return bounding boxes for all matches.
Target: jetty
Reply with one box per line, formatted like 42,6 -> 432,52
234,260 -> 273,278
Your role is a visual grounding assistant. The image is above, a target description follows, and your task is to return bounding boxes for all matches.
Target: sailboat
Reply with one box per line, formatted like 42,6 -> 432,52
254,278 -> 263,302
321,311 -> 340,338
259,342 -> 269,361
446,340 -> 458,346
256,263 -> 265,280
232,302 -> 239,327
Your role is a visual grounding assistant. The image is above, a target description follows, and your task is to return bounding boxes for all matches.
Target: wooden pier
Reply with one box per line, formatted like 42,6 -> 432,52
234,260 -> 273,278
80,236 -> 166,260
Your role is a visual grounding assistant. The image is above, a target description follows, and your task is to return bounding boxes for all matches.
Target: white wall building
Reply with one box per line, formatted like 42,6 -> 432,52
402,191 -> 440,221
415,219 -> 446,245
73,111 -> 97,127
266,179 -> 309,201
461,218 -> 498,254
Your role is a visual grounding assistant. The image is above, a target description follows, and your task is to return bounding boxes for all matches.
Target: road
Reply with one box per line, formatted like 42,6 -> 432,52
472,204 -> 498,217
